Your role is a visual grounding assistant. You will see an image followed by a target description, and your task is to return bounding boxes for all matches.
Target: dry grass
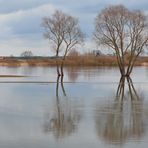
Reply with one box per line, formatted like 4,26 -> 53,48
0,55 -> 147,67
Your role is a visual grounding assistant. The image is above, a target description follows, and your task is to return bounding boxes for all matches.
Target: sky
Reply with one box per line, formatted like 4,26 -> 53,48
0,0 -> 147,56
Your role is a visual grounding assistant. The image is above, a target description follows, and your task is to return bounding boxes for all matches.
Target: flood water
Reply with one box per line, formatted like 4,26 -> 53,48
0,66 -> 148,148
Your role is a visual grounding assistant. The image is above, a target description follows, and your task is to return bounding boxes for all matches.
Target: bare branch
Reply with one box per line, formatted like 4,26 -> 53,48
94,5 -> 148,76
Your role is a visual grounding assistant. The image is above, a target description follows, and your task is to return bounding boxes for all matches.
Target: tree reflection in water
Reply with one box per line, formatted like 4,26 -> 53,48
43,75 -> 82,139
95,76 -> 145,145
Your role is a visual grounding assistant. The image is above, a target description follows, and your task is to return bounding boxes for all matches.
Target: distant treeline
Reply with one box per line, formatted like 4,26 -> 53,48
0,54 -> 147,67
3,56 -> 61,60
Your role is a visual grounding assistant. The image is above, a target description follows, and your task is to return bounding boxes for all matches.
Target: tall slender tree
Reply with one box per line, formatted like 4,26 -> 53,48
60,15 -> 84,76
42,10 -> 66,75
42,10 -> 84,76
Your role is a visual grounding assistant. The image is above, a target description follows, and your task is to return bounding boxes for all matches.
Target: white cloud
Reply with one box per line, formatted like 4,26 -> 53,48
0,0 -> 147,56
0,3 -> 56,34
0,3 -> 57,56
0,0 -> 50,13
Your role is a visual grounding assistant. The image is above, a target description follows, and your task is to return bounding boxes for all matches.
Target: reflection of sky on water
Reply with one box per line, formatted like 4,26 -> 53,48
0,66 -> 147,83
0,67 -> 148,83
0,67 -> 147,147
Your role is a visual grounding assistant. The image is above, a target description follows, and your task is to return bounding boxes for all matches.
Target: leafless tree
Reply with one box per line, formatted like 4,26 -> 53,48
42,10 -> 84,76
60,16 -> 84,76
20,51 -> 33,57
42,10 -> 66,75
42,10 -> 66,56
94,5 -> 148,76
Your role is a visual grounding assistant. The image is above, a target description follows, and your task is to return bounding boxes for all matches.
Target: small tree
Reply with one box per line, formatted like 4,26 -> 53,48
42,10 -> 66,75
94,5 -> 148,76
21,51 -> 33,57
42,10 -> 84,76
60,15 -> 84,75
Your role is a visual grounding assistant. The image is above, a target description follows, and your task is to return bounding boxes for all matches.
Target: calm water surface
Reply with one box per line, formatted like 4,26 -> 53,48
0,66 -> 148,148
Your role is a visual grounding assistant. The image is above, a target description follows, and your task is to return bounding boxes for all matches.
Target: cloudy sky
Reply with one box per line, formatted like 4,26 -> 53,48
0,0 -> 147,56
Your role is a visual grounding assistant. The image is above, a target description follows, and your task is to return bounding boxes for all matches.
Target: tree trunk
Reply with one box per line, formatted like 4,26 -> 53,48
60,47 -> 68,76
56,47 -> 61,76
61,76 -> 66,96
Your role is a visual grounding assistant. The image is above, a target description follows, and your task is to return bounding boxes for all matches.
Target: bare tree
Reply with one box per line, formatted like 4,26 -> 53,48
42,10 -> 84,76
60,16 -> 84,76
94,5 -> 148,76
42,10 -> 66,75
20,51 -> 33,57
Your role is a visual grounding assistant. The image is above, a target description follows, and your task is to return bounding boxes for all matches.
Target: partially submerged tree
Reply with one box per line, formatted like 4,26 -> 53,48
42,10 -> 66,57
42,10 -> 66,75
61,16 -> 84,75
94,5 -> 148,76
42,10 -> 84,76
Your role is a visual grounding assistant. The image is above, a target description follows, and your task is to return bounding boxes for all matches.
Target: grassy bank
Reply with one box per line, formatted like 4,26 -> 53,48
0,55 -> 148,67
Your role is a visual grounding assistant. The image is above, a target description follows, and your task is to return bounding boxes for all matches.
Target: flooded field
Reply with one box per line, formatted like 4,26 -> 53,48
0,66 -> 148,148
